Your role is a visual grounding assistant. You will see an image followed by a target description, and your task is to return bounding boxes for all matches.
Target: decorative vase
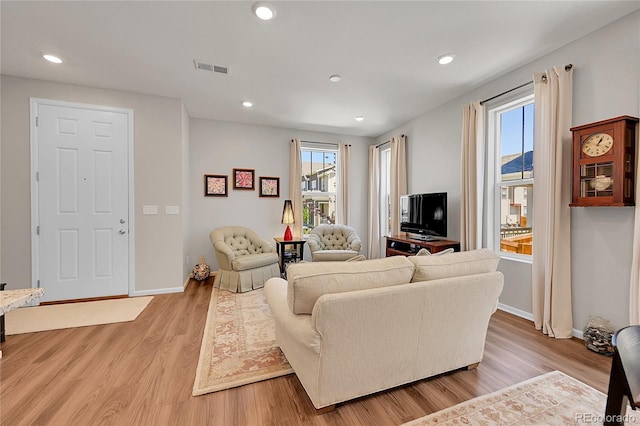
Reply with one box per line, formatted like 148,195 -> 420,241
284,225 -> 293,241
192,256 -> 210,281
583,316 -> 615,356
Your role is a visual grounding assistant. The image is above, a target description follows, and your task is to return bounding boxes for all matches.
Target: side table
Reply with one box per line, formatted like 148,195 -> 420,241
605,325 -> 640,425
274,237 -> 306,277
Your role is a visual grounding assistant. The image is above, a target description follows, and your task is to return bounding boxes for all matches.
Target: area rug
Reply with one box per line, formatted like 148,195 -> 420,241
5,296 -> 153,335
403,370 -> 639,425
192,288 -> 293,396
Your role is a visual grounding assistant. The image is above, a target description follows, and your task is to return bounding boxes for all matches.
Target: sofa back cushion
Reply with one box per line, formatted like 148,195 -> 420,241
287,256 -> 415,314
310,224 -> 358,250
408,248 -> 500,282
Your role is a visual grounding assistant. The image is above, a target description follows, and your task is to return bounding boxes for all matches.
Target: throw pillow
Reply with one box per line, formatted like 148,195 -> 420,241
286,256 -> 415,314
408,248 -> 500,282
415,248 -> 455,256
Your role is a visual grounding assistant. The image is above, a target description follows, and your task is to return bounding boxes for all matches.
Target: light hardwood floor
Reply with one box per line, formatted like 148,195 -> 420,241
0,279 -> 612,425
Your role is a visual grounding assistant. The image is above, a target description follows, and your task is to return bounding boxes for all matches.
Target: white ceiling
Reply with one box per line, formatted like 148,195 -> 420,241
2,1 -> 638,137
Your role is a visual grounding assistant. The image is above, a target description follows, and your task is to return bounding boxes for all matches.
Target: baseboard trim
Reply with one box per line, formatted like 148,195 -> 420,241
130,287 -> 184,297
497,303 -> 584,340
497,303 -> 534,322
41,294 -> 128,305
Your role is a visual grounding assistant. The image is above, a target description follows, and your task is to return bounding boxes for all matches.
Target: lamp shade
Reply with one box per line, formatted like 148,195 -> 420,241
281,200 -> 294,241
281,200 -> 294,225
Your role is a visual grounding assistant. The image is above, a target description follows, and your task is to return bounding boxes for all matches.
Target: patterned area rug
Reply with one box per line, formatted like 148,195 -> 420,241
192,288 -> 293,396
404,371 -> 639,425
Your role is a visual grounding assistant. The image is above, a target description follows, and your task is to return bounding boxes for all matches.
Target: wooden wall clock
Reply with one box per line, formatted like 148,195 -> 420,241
570,116 -> 638,207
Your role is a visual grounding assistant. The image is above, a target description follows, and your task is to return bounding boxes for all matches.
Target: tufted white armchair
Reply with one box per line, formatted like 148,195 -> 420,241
210,226 -> 280,292
307,224 -> 363,262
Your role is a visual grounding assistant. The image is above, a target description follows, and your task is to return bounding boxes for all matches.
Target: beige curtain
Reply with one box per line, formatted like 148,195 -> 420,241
531,66 -> 574,338
289,138 -> 303,238
390,135 -> 407,235
630,151 -> 640,325
460,101 -> 485,251
367,145 -> 381,259
336,143 -> 351,225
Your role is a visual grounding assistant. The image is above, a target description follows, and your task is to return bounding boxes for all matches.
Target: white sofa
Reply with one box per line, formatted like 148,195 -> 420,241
264,249 -> 504,410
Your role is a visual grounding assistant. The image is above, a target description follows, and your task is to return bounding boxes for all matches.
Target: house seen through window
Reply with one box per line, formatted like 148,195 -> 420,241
301,145 -> 337,234
490,95 -> 534,257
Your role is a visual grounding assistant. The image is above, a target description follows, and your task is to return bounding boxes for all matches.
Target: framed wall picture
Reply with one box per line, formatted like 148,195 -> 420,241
259,176 -> 280,197
233,168 -> 255,190
204,174 -> 228,197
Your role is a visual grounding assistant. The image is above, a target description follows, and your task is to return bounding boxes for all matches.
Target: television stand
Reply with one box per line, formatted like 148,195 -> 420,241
386,234 -> 460,257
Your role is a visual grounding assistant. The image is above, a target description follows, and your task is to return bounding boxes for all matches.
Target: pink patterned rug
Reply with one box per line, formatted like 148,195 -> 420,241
403,370 -> 639,425
192,288 -> 293,396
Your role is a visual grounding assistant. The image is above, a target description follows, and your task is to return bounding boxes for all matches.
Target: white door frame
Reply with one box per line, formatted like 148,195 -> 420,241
30,98 -> 135,297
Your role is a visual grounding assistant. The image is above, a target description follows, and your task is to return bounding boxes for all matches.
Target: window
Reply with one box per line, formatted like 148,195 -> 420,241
488,94 -> 534,258
301,144 -> 338,234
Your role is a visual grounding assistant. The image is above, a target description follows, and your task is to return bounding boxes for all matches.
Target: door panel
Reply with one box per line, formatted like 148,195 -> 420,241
37,103 -> 129,302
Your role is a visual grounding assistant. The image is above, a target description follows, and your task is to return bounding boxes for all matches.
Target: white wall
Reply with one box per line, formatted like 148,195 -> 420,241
0,75 -> 3,281
188,118 -> 372,271
0,75 -> 187,294
377,11 -> 640,332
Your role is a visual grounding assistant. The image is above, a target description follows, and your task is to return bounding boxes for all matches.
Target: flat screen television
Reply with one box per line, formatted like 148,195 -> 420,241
400,192 -> 447,240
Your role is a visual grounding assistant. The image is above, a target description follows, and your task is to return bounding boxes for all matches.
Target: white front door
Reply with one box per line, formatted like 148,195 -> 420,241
32,100 -> 132,302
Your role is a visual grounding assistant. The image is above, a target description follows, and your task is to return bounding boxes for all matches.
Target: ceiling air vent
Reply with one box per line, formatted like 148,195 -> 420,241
194,60 -> 228,75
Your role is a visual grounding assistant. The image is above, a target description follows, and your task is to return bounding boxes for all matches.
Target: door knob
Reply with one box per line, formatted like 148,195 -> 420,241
119,229 -> 126,234
120,219 -> 126,224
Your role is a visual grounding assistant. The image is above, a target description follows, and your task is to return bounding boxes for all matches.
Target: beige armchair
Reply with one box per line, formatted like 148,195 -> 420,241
307,224 -> 363,262
210,226 -> 280,293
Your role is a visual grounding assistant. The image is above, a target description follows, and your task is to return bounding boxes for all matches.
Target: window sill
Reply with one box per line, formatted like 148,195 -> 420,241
498,252 -> 533,265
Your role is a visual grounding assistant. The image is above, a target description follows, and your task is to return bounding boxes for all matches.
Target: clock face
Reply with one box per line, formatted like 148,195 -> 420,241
582,132 -> 613,157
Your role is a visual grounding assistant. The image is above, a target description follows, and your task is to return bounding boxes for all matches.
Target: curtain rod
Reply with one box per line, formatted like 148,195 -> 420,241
375,134 -> 405,148
480,63 -> 573,106
292,140 -> 345,146
480,80 -> 533,106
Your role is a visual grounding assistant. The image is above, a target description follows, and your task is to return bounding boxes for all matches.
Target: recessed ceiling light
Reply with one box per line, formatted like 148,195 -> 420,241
329,74 -> 342,83
242,101 -> 253,108
354,116 -> 365,122
437,54 -> 456,65
42,54 -> 62,64
252,3 -> 276,20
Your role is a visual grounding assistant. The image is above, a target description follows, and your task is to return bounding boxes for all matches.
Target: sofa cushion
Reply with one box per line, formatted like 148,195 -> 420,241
345,255 -> 366,262
311,250 -> 360,262
408,248 -> 500,282
231,252 -> 278,271
286,256 -> 415,314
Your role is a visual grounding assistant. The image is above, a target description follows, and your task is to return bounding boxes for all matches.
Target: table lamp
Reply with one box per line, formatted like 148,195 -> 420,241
281,200 -> 294,241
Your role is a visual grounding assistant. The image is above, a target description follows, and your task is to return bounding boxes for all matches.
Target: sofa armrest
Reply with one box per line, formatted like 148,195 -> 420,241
306,234 -> 322,252
347,234 -> 362,253
213,240 -> 236,269
264,278 -> 322,354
